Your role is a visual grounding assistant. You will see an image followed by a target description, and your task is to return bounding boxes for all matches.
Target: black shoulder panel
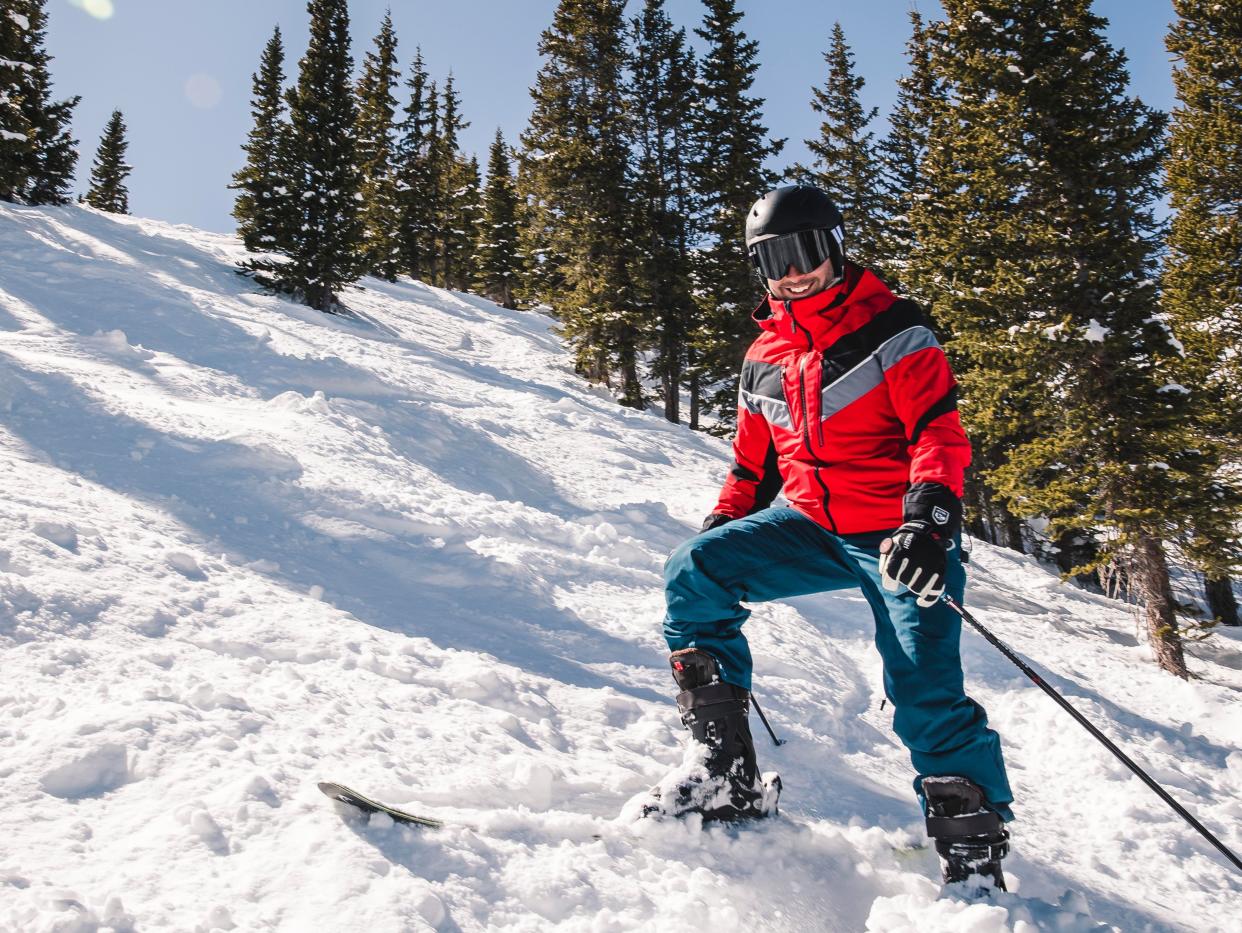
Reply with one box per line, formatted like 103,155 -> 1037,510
740,358 -> 785,400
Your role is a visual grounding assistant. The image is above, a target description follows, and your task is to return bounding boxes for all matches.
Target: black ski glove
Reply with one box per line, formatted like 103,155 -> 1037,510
701,512 -> 734,533
879,483 -> 962,608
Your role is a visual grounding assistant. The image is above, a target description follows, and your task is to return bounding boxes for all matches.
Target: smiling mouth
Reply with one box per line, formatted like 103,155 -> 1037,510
784,281 -> 812,295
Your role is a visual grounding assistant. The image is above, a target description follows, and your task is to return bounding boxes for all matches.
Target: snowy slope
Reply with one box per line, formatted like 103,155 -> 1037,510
1,202 -> 1239,933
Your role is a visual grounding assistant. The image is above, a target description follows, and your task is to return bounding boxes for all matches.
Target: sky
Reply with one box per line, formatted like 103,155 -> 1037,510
42,0 -> 1180,235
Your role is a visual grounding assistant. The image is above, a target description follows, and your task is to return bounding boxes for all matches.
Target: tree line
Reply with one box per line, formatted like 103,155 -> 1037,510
228,3 -> 518,315
0,0 -> 132,212
2,0 -> 1238,672
229,0 -> 1239,673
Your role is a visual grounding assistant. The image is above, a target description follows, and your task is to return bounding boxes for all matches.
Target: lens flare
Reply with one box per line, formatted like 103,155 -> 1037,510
184,74 -> 222,110
69,0 -> 115,21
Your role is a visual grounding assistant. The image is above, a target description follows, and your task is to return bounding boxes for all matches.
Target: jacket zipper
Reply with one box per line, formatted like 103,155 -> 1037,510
784,300 -> 813,351
790,301 -> 835,531
814,467 -> 837,533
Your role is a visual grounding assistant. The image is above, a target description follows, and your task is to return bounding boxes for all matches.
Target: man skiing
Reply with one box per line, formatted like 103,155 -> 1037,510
635,185 -> 1014,890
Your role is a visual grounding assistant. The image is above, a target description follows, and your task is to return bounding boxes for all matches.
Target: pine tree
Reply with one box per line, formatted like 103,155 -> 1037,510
874,12 -> 942,296
903,12 -> 1034,551
268,0 -> 366,312
455,154 -> 484,291
800,22 -> 884,272
1164,0 -> 1242,626
436,73 -> 475,290
914,0 -> 1207,677
628,0 -> 699,423
419,80 -> 444,283
0,3 -> 34,202
84,109 -> 131,214
354,11 -> 403,281
519,0 -> 643,408
0,0 -> 78,205
230,26 -> 294,254
394,48 -> 436,281
689,0 -> 782,429
476,129 -> 522,308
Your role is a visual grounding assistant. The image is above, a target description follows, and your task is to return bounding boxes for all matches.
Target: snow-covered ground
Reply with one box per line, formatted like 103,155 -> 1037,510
1,202 -> 1239,933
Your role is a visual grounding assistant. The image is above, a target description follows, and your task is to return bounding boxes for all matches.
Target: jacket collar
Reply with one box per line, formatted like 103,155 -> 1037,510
752,263 -> 893,347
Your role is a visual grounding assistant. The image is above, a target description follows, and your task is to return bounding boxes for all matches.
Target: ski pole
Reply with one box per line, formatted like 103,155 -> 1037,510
942,594 -> 1242,875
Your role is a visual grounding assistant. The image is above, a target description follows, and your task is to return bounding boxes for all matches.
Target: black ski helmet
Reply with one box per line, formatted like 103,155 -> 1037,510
745,185 -> 845,284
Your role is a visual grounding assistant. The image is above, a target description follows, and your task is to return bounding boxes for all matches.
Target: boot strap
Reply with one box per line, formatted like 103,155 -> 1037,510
677,683 -> 747,715
934,831 -> 1010,863
925,810 -> 1003,839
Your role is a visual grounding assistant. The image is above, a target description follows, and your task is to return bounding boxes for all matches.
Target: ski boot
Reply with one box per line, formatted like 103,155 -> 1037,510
923,775 -> 1010,893
633,648 -> 780,822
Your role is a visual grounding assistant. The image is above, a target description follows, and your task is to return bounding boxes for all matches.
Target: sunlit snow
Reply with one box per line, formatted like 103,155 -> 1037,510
0,203 -> 1238,932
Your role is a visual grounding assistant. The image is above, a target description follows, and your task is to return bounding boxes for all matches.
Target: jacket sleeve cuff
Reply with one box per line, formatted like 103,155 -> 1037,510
903,482 -> 962,540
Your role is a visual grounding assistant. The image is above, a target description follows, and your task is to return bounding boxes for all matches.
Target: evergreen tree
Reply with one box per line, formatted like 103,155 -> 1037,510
266,0 -> 366,312
689,0 -> 782,429
800,22 -> 884,272
0,0 -> 78,205
905,12 -> 1036,551
394,48 -> 436,281
230,26 -> 294,254
419,80 -> 444,282
84,109 -> 131,214
628,0 -> 699,423
1164,0 -> 1242,625
874,11 -> 942,296
476,129 -> 523,308
354,11 -> 403,281
914,0 -> 1205,677
436,73 -> 476,290
0,3 -> 34,202
519,0 -> 643,407
455,153 -> 484,291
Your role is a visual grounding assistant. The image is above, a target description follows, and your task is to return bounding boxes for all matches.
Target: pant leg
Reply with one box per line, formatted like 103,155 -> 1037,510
838,532 -> 1015,821
663,507 -> 858,691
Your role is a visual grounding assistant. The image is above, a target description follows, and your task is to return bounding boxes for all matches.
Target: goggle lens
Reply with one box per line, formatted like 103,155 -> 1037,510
749,228 -> 837,281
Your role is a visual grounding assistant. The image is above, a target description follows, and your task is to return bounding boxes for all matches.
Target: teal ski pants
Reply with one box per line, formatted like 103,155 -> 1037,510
662,506 -> 1014,819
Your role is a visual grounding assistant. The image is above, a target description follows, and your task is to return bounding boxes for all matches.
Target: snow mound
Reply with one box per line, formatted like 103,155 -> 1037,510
1,203 -> 1238,931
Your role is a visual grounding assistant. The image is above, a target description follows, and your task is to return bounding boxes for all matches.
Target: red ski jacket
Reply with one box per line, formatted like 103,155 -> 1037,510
713,264 -> 971,535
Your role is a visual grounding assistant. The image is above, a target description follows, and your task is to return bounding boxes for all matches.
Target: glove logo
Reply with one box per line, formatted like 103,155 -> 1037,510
932,506 -> 950,525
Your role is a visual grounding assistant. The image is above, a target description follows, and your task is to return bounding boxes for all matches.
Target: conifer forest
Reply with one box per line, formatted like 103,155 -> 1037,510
3,1 -> 1241,675
3,2 -> 1242,927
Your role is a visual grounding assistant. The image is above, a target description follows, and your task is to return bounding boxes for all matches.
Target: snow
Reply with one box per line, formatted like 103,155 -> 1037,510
1083,319 -> 1109,342
1,202 -> 1240,932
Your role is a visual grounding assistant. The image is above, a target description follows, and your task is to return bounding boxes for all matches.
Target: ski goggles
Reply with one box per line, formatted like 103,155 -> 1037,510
748,227 -> 841,281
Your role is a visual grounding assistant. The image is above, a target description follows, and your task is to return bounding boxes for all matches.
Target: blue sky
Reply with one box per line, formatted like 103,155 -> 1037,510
44,0 -> 1179,234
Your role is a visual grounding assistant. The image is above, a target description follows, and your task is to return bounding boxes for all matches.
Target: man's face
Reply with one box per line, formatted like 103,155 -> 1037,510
765,257 -> 835,301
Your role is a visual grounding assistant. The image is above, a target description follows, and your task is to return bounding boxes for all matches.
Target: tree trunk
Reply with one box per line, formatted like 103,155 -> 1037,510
619,348 -> 643,410
1205,573 -> 1240,626
689,370 -> 700,432
963,478 -> 989,541
1132,535 -> 1189,678
663,365 -> 680,424
1001,510 -> 1025,555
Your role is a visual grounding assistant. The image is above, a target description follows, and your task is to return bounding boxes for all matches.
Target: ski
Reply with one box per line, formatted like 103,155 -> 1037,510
317,782 -> 444,828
